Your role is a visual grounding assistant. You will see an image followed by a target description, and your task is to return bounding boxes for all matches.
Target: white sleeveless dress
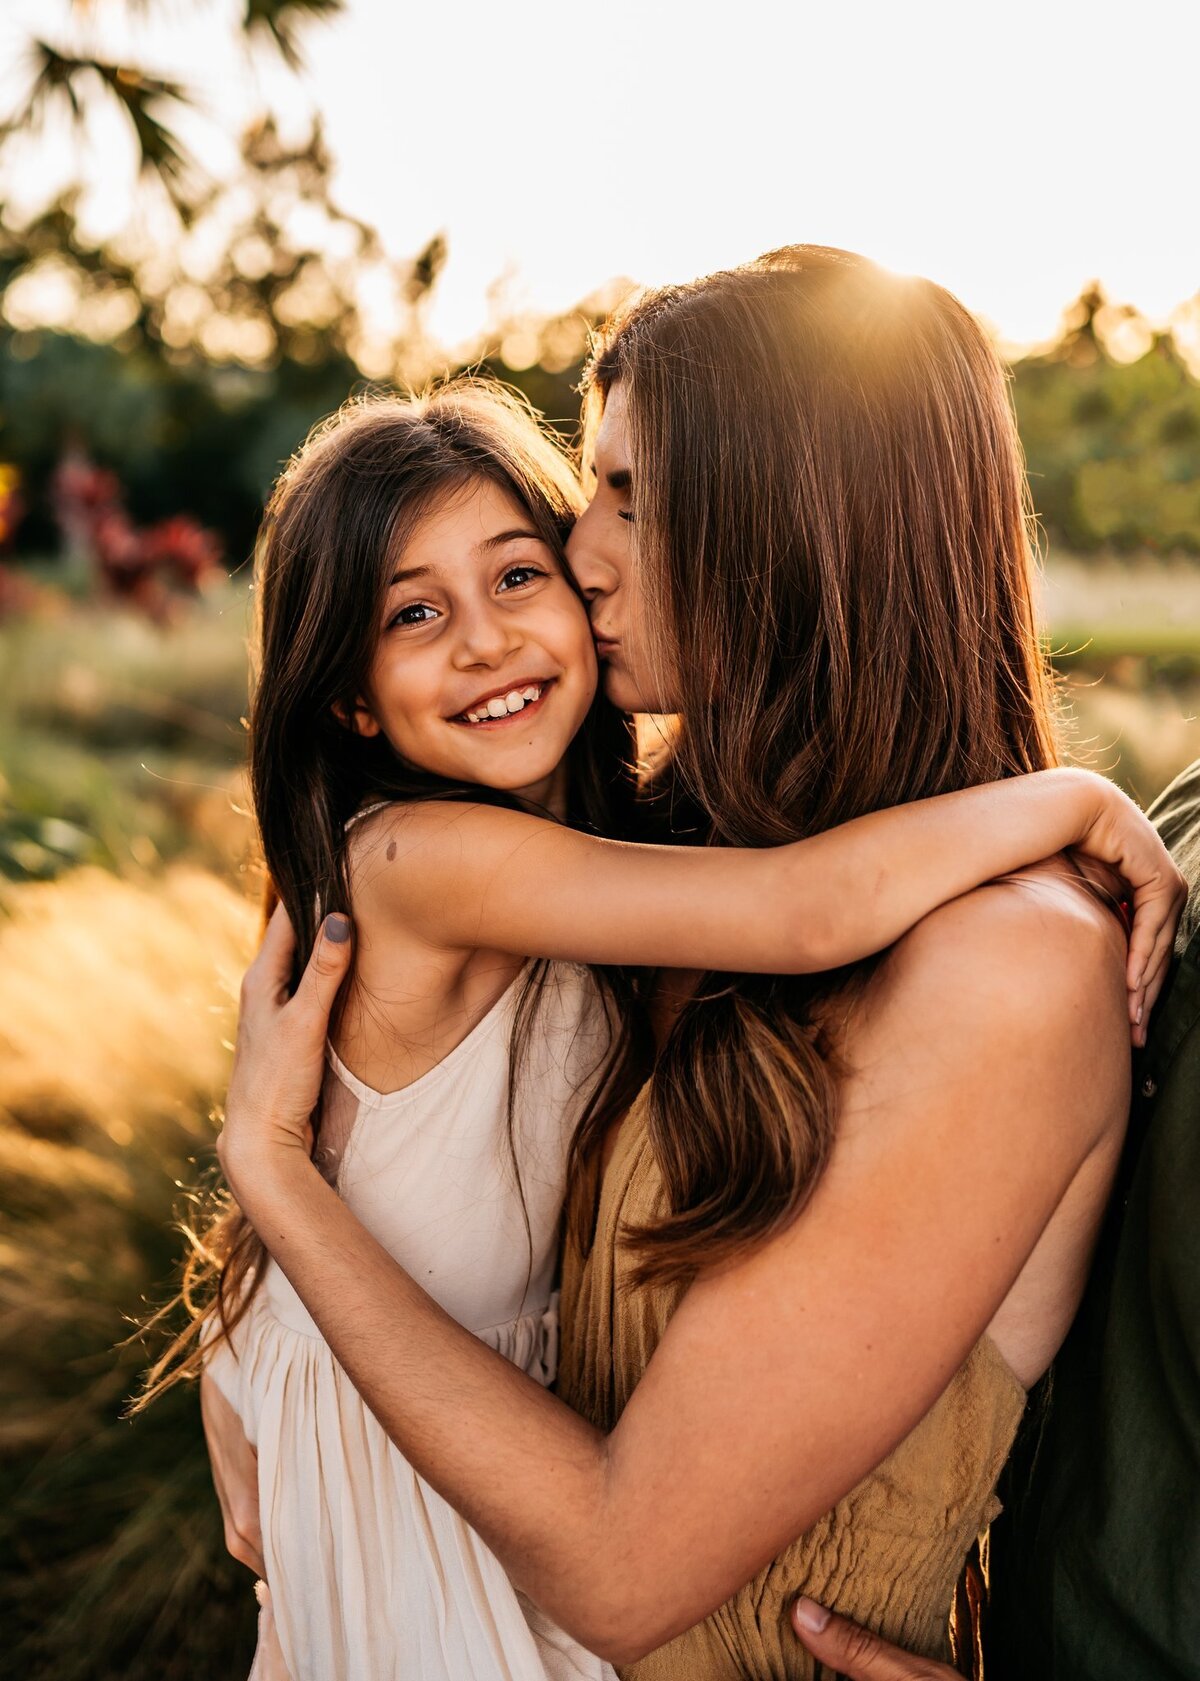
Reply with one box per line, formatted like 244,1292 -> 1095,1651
205,959 -> 618,1681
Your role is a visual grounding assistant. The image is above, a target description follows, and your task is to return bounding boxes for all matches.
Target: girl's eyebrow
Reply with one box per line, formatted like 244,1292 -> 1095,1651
606,469 -> 632,492
388,529 -> 540,586
479,526 -> 542,552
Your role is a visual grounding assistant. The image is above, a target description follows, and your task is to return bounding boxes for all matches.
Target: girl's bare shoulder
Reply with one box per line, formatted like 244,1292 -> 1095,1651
344,799 -> 571,959
347,799 -> 541,892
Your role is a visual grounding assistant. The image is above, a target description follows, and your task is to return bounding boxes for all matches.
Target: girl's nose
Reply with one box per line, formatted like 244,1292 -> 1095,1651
451,601 -> 520,668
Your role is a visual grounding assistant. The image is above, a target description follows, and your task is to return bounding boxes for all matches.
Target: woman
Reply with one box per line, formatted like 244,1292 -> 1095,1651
208,247 -> 1182,1675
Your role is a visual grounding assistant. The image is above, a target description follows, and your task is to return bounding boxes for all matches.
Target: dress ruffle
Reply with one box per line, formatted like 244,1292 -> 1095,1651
208,1286 -> 605,1681
202,958 -> 616,1680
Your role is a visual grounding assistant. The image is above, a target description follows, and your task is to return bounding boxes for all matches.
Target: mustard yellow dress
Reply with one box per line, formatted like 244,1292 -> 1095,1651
558,1088 -> 1026,1680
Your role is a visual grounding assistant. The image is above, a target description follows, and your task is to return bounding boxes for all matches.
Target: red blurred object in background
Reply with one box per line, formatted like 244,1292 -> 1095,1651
51,449 -> 224,622
139,515 -> 224,591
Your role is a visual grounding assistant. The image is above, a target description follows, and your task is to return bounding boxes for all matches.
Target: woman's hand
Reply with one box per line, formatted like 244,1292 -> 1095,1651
791,1597 -> 961,1679
200,1372 -> 265,1579
218,905 -> 353,1195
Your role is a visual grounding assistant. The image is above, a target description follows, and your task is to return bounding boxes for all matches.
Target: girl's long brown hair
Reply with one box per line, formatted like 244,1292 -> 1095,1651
570,245 -> 1061,1286
136,382 -> 648,1404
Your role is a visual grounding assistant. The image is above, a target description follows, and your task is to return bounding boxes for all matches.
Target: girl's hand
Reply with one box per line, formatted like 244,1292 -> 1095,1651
218,905 -> 353,1193
1074,774 -> 1187,1045
791,1597 -> 961,1679
200,1372 -> 265,1579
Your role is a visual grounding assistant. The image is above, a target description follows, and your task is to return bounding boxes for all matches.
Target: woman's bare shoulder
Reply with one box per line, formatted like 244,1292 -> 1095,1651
840,860 -> 1130,1161
887,860 -> 1126,1020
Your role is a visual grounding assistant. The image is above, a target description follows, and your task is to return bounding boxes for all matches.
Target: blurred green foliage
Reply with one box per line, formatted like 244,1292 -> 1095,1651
1,323 -> 362,563
0,114 -> 445,561
1014,286 -> 1200,553
0,587 -> 253,883
6,271 -> 1200,566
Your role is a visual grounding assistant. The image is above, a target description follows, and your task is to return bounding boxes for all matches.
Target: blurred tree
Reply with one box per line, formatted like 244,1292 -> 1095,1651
0,110 -> 448,562
3,0 -> 345,214
0,0 -> 449,565
1013,283 -> 1200,553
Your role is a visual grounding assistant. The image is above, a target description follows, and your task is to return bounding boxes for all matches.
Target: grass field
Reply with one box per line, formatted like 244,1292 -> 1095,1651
1,584 -> 262,1677
0,555 -> 1196,1677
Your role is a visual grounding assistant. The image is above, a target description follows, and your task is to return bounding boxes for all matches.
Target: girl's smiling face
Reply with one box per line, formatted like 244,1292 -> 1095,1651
350,477 -> 598,810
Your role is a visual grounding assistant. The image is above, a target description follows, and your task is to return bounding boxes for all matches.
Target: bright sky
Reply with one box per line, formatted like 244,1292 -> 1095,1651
2,0 -> 1199,354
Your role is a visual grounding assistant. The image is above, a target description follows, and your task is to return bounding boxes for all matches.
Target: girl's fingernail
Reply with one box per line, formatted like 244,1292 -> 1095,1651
1136,1003 -> 1144,1025
793,1596 -> 831,1634
324,913 -> 351,943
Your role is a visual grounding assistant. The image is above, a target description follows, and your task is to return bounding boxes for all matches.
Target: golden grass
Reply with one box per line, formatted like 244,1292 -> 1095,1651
0,866 -> 259,1679
0,866 -> 255,1141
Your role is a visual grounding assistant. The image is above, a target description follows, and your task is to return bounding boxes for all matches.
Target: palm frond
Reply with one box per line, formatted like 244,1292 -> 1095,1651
14,42 -> 196,205
243,0 -> 345,72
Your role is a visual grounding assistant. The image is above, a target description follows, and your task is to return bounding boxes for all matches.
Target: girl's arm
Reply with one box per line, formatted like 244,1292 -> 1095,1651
359,767 -> 1182,1032
221,890 -> 1129,1665
200,1373 -> 265,1579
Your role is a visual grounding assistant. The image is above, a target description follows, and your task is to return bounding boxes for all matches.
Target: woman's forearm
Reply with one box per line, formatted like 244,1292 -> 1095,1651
230,1148 -> 637,1657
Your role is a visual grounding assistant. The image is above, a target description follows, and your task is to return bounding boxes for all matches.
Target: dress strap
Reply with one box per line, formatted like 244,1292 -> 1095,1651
344,800 -> 393,833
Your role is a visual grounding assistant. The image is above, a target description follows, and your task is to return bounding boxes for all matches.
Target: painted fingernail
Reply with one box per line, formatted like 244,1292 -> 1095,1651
793,1596 -> 831,1634
324,913 -> 351,943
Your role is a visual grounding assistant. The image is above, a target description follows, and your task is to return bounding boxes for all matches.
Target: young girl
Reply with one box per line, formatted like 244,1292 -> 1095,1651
160,382 -> 1172,1681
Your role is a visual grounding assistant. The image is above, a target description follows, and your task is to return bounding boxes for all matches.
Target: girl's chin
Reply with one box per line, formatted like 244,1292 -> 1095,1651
451,744 -> 565,794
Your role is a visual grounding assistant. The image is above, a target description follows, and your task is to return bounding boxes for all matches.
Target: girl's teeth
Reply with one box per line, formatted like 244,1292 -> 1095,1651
462,684 -> 544,723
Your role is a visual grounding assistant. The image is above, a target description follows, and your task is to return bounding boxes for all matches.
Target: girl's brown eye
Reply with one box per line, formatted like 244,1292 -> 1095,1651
498,565 -> 545,591
391,602 -> 438,627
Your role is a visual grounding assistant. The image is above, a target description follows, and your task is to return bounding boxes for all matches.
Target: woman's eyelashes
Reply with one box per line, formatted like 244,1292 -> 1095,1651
587,461 -> 634,524
386,565 -> 548,631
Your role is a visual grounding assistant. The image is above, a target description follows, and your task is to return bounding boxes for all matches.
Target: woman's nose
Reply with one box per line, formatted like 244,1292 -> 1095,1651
566,508 -> 620,601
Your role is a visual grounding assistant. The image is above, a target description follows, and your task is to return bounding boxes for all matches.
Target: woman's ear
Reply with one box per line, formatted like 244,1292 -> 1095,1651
331,697 -> 382,738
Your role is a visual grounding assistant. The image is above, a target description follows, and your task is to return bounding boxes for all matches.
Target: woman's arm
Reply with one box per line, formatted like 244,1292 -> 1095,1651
221,890 -> 1129,1664
362,767 -> 1181,1030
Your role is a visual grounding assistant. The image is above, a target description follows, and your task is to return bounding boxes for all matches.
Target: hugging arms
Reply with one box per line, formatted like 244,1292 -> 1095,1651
214,824 -> 1159,1664
192,249 -> 1188,1678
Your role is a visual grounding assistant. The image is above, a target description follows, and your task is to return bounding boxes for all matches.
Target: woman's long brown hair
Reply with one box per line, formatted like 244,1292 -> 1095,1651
135,382 -> 648,1405
569,245 -> 1062,1286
